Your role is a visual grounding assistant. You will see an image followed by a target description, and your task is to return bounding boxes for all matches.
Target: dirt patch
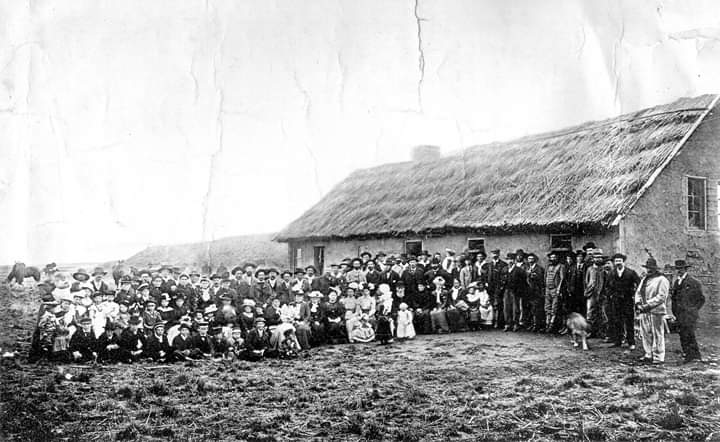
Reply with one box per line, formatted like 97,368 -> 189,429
1,283 -> 719,441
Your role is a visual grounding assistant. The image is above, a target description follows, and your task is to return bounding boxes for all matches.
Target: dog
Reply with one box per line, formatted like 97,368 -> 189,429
566,312 -> 589,351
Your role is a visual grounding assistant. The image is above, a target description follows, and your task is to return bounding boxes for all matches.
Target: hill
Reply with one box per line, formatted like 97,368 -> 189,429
124,233 -> 287,271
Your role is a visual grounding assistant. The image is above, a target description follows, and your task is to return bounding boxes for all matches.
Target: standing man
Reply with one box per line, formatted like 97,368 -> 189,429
487,249 -> 508,329
504,252 -> 528,332
379,258 -> 401,293
635,257 -> 670,364
525,253 -> 545,332
670,259 -> 705,363
606,253 -> 640,350
584,251 -> 606,338
345,258 -> 367,286
364,260 -> 382,294
544,252 -> 566,333
567,250 -> 587,316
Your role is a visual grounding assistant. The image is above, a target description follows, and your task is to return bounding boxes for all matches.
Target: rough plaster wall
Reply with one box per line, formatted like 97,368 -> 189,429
621,107 -> 720,329
289,231 -> 616,272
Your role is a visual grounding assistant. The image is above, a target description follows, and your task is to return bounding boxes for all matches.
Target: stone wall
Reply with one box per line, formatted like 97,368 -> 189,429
287,230 -> 617,273
621,105 -> 720,329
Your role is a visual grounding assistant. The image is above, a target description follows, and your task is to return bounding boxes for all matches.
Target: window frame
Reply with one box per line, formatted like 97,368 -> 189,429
404,239 -> 423,256
686,175 -> 707,231
294,247 -> 303,269
549,234 -> 572,251
467,237 -> 486,254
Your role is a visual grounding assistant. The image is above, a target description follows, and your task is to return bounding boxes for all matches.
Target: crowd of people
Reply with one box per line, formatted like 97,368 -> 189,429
26,243 -> 706,365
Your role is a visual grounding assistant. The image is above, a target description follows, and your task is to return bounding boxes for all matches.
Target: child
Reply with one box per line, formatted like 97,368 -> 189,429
396,302 -> 416,340
142,300 -> 162,335
351,314 -> 376,343
465,283 -> 482,331
375,284 -> 394,344
278,328 -> 301,359
476,282 -> 494,328
226,326 -> 245,359
29,300 -> 61,362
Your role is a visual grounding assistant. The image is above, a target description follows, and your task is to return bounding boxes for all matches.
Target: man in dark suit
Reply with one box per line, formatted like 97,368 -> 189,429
424,258 -> 453,290
605,253 -> 641,349
242,317 -> 272,361
364,260 -> 382,294
567,250 -> 587,316
671,260 -> 705,363
379,258 -> 401,293
487,249 -> 508,328
401,256 -> 426,296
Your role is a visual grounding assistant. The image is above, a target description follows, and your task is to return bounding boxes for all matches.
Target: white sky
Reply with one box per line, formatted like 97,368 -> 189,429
1,0 -> 720,264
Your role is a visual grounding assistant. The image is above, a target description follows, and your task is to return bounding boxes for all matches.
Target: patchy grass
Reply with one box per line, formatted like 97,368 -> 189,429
1,282 -> 719,441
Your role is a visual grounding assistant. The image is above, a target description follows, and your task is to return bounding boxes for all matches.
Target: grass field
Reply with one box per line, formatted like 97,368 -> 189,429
1,282 -> 719,441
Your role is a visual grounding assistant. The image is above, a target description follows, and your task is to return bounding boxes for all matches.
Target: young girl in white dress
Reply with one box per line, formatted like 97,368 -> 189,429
395,302 -> 416,340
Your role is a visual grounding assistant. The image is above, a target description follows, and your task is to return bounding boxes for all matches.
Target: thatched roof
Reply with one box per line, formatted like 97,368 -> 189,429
276,95 -> 719,242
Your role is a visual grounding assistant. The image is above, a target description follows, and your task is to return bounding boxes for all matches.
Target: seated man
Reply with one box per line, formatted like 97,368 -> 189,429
144,321 -> 171,362
97,322 -> 121,363
118,316 -> 146,363
171,323 -> 196,361
241,317 -> 272,361
68,316 -> 98,363
192,320 -> 214,358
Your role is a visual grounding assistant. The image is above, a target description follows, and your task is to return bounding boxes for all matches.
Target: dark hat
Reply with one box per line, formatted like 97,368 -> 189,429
421,250 -> 431,257
189,270 -> 201,277
673,259 -> 691,269
384,258 -> 395,265
92,267 -> 107,276
128,316 -> 141,325
506,252 -> 516,260
40,292 -> 56,303
175,293 -> 186,300
375,251 -> 386,258
574,249 -> 586,257
407,255 -> 418,262
641,258 -> 660,270
515,249 -> 525,258
254,317 -> 266,325
153,321 -> 167,330
329,263 -> 339,268
490,249 -> 501,254
430,258 -> 440,265
231,266 -> 243,276
281,270 -> 292,277
254,268 -> 267,277
137,283 -> 149,291
120,275 -> 132,283
360,251 -> 372,258
196,320 -> 209,327
396,281 -> 406,288
219,293 -> 231,301
294,267 -> 305,274
179,323 -> 191,331
267,268 -> 279,275
304,265 -> 317,272
611,253 -> 627,261
70,283 -> 84,294
211,326 -> 223,335
351,257 -> 362,265
44,262 -> 58,272
210,274 -> 221,280
545,251 -> 557,257
92,291 -> 104,298
582,242 -> 596,251
145,299 -> 156,305
73,268 -> 90,281
157,264 -> 172,272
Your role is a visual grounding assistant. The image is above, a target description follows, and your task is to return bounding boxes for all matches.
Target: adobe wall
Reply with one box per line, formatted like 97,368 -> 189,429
287,230 -> 617,272
621,105 -> 720,330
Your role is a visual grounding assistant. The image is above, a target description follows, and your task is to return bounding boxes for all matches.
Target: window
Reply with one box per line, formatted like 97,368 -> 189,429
405,240 -> 422,256
313,246 -> 325,274
687,177 -> 706,230
550,234 -> 572,251
294,248 -> 302,268
467,238 -> 485,254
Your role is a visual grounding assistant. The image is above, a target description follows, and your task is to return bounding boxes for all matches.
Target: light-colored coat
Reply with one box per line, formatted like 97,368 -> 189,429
634,275 -> 669,315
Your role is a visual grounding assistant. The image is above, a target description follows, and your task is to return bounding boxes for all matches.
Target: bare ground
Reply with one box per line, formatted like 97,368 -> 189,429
1,283 -> 719,441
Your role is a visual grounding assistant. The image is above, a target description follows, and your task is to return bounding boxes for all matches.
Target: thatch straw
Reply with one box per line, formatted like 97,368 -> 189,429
276,95 -> 717,241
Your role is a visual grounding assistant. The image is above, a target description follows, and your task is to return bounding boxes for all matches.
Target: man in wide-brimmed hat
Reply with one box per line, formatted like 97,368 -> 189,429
670,259 -> 705,363
635,257 -> 670,364
605,253 -> 641,350
345,258 -> 367,286
544,251 -> 567,333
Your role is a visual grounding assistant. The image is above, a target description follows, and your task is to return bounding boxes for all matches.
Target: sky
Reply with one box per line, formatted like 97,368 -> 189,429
1,0 -> 720,264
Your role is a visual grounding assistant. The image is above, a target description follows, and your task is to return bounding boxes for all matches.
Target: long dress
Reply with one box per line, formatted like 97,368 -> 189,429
478,290 -> 494,325
396,309 -> 416,339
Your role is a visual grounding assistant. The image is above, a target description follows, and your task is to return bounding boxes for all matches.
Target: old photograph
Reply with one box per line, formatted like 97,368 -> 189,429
1,1 -> 719,440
